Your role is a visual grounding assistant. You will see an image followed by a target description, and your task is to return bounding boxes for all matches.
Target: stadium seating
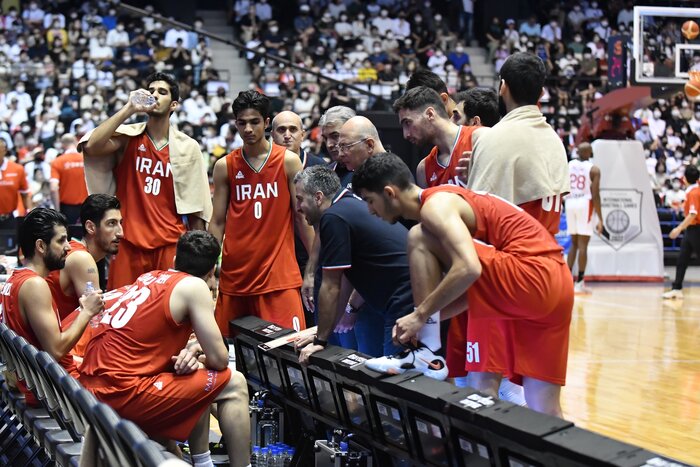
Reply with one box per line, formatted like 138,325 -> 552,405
0,322 -> 182,466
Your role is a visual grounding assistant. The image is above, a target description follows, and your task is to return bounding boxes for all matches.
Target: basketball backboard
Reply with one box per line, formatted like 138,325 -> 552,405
633,6 -> 700,85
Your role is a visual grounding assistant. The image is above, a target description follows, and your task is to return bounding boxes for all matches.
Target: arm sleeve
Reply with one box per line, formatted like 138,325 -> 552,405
319,213 -> 352,270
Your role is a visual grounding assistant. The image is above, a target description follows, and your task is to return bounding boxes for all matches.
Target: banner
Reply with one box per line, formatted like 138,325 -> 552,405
586,140 -> 664,281
607,35 -> 628,89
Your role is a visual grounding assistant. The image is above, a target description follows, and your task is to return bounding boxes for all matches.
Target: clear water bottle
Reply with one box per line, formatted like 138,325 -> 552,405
132,92 -> 157,107
284,448 -> 294,467
86,282 -> 102,328
260,447 -> 270,467
251,445 -> 261,467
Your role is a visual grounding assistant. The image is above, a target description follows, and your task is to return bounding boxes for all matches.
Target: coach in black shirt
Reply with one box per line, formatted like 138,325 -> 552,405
294,165 -> 413,363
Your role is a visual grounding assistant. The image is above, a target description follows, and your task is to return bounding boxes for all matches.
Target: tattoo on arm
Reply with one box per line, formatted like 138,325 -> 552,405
87,268 -> 97,274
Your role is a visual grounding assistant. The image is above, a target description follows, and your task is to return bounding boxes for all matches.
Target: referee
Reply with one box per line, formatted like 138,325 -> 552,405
664,165 -> 700,300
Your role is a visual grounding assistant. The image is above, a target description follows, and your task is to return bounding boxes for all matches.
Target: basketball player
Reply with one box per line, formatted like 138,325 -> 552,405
49,134 -> 88,224
406,69 -> 459,118
210,90 -> 314,335
295,166 -> 446,373
79,231 -> 250,467
451,87 -> 501,127
81,72 -> 212,289
337,116 -> 386,171
566,143 -> 603,293
463,52 -> 569,235
353,153 -> 573,416
0,208 -> 103,405
45,194 -> 122,320
663,165 -> 700,300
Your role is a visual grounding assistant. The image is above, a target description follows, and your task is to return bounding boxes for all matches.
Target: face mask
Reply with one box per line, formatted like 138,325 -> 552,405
294,45 -> 303,51
654,110 -> 662,118
456,46 -> 464,53
381,10 -> 388,17
415,17 -> 422,23
117,26 -> 124,31
591,2 -> 598,8
672,109 -> 681,118
301,92 -> 309,99
17,86 -> 24,93
358,15 -> 365,21
87,86 -> 96,94
270,27 -> 278,33
373,47 -> 381,53
673,182 -> 682,189
682,128 -> 689,134
435,15 -> 442,22
340,16 -> 347,22
601,21 -> 608,27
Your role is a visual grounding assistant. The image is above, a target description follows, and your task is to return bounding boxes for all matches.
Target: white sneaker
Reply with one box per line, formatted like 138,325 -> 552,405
662,289 -> 684,300
365,345 -> 449,381
574,281 -> 592,294
498,379 -> 526,406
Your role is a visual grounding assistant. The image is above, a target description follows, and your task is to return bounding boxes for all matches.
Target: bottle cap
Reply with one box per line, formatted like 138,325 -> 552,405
339,441 -> 348,452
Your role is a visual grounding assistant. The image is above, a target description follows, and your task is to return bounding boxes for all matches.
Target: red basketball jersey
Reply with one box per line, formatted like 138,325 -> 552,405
80,270 -> 192,383
423,125 -> 477,187
0,269 -> 77,374
420,185 -> 563,258
518,196 -> 563,235
219,143 -> 301,295
114,133 -> 185,249
45,240 -> 89,320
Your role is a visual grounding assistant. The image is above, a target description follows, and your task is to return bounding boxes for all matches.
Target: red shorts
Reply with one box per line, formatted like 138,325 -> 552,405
466,244 -> 573,386
107,240 -> 177,289
82,368 -> 231,441
215,288 -> 305,337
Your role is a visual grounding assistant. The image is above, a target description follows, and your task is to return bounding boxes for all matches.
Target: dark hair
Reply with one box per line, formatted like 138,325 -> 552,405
145,71 -> 180,102
455,88 -> 500,127
232,90 -> 271,120
685,165 -> 700,184
19,208 -> 68,260
393,86 -> 449,119
499,52 -> 546,105
352,152 -> 414,194
406,69 -> 448,94
80,194 -> 121,234
174,230 -> 221,277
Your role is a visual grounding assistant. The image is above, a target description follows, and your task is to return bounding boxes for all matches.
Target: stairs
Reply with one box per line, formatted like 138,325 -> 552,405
196,9 -> 252,96
465,46 -> 497,89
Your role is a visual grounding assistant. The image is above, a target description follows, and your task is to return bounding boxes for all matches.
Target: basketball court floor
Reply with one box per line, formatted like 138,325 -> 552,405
563,267 -> 700,465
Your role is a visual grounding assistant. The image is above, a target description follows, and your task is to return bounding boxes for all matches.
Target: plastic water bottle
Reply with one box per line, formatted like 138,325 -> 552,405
251,446 -> 261,467
131,92 -> 157,107
283,448 -> 293,467
260,447 -> 270,467
86,282 -> 102,328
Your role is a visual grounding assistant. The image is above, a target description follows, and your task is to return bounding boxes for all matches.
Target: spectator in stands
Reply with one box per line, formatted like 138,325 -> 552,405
22,1 -> 45,29
519,16 -> 541,39
448,44 -> 470,71
1,208 -> 102,406
568,4 -> 586,32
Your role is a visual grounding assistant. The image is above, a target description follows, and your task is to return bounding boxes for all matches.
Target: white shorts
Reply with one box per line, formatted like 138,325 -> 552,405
565,197 -> 594,236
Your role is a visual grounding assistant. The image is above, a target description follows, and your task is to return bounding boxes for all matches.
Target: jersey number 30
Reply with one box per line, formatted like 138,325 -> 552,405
144,176 -> 161,195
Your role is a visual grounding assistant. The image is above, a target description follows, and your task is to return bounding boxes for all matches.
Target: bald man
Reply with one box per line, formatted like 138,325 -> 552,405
337,116 -> 386,171
565,143 -> 603,294
50,133 -> 89,224
272,110 -> 326,305
272,111 -> 326,168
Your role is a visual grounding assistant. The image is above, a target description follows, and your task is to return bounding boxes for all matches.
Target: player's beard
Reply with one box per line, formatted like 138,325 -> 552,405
45,250 -> 66,271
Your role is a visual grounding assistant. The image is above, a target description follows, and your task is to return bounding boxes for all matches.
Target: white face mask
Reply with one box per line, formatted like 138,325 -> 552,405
653,110 -> 662,118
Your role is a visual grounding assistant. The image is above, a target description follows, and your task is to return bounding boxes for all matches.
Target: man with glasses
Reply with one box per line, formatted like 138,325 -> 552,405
337,116 -> 386,171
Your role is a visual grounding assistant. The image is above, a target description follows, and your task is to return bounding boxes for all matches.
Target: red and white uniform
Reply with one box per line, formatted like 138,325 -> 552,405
108,133 -> 186,289
565,159 -> 594,236
1,269 -> 78,405
421,185 -> 573,386
79,270 -> 231,441
215,143 -> 304,336
45,240 -> 89,320
422,125 -> 477,187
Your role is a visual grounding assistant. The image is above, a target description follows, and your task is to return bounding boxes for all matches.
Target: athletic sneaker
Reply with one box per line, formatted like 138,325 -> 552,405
662,289 -> 684,300
365,345 -> 449,381
574,280 -> 592,294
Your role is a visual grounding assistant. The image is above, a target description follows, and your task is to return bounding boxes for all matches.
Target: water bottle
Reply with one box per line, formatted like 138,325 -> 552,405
86,282 -> 102,328
260,447 -> 270,467
131,91 -> 157,107
251,445 -> 261,467
283,448 -> 293,467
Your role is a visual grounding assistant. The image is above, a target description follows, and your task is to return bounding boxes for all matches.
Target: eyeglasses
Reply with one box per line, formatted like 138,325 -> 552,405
338,138 -> 369,152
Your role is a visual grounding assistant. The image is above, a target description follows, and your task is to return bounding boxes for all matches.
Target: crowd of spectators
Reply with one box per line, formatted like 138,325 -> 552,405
3,0 -> 700,217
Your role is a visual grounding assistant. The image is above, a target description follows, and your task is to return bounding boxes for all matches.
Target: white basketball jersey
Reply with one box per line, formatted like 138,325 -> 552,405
568,159 -> 593,199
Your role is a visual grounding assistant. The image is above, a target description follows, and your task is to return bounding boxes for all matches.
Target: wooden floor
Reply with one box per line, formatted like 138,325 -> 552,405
563,283 -> 700,465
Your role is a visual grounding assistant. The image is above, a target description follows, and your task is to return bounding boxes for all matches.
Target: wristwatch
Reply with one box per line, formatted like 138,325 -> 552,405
345,303 -> 359,314
313,336 -> 328,348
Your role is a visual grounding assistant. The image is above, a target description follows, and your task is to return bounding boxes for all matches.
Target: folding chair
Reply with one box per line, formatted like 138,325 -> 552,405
48,365 -> 84,467
115,418 -> 171,467
74,390 -> 131,467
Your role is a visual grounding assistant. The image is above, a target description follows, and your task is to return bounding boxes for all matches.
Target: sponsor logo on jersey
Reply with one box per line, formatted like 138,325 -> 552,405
138,144 -> 147,152
235,170 -> 244,179
430,172 -> 438,182
153,381 -> 163,390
